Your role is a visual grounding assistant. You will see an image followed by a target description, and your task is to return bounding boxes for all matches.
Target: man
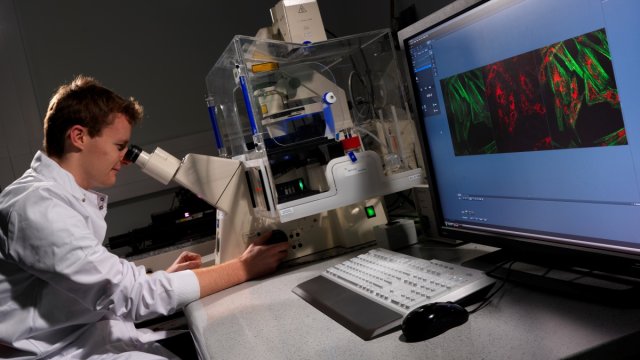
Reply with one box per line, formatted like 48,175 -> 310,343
0,75 -> 289,359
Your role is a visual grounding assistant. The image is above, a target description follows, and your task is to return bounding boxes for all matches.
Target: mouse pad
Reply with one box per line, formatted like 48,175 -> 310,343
292,275 -> 403,340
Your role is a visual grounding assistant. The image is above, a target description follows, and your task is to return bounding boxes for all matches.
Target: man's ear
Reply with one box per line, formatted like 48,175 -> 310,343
68,125 -> 88,150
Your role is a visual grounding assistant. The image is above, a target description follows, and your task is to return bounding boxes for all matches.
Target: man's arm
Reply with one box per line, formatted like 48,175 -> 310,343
191,232 -> 289,298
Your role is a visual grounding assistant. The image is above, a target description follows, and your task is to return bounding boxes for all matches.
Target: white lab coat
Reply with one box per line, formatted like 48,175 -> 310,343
0,152 -> 201,359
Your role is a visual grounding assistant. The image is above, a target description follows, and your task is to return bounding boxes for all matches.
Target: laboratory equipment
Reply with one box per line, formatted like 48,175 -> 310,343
128,29 -> 425,265
266,0 -> 327,43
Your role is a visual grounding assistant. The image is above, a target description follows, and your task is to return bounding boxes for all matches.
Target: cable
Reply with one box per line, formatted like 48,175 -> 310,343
467,260 -> 516,314
353,125 -> 386,148
348,70 -> 370,119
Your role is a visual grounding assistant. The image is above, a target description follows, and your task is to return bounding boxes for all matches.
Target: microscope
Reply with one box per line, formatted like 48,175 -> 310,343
126,2 -> 425,265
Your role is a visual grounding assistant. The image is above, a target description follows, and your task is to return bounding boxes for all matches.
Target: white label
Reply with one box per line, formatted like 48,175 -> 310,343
343,164 -> 368,177
280,208 -> 294,216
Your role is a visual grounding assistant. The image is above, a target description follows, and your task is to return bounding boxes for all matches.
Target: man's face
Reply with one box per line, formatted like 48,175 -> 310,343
80,113 -> 132,189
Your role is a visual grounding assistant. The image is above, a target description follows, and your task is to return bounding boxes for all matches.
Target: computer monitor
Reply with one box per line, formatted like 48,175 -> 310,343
397,0 -> 640,283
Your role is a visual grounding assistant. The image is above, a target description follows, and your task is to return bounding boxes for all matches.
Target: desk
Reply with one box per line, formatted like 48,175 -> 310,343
185,243 -> 640,359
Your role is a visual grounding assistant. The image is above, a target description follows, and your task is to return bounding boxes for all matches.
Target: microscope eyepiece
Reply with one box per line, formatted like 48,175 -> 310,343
124,145 -> 142,163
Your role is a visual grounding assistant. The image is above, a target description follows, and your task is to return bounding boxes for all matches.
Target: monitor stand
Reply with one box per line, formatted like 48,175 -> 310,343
462,249 -> 640,308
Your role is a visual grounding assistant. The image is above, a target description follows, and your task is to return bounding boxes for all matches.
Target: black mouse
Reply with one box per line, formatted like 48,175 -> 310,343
264,229 -> 289,245
401,302 -> 469,342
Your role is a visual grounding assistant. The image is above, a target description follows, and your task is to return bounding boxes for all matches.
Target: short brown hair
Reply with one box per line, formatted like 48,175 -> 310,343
43,75 -> 144,158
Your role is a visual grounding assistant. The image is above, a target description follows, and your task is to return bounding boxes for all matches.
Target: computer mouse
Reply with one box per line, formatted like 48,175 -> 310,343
264,229 -> 289,245
401,302 -> 469,342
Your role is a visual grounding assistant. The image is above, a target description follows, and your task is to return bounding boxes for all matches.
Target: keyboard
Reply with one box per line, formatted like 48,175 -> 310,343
292,248 -> 495,340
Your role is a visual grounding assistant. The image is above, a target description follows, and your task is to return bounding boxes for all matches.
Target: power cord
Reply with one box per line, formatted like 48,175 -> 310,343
467,260 -> 516,314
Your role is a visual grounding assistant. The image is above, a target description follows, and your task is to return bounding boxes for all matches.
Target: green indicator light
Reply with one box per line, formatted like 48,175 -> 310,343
298,179 -> 304,191
365,206 -> 376,218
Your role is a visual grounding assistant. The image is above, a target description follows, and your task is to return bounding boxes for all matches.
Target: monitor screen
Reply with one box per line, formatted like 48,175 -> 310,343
398,0 -> 640,265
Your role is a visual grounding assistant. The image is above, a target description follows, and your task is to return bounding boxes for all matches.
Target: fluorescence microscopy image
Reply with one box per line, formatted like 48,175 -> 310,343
441,28 -> 625,156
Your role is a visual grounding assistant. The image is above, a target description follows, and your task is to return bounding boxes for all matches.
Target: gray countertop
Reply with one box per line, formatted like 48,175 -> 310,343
185,243 -> 640,360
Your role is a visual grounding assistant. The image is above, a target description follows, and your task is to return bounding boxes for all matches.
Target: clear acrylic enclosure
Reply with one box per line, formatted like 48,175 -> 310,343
205,29 -> 423,215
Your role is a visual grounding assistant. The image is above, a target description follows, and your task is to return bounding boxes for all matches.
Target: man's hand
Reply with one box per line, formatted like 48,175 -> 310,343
166,251 -> 202,273
238,231 -> 290,280
192,231 -> 289,298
